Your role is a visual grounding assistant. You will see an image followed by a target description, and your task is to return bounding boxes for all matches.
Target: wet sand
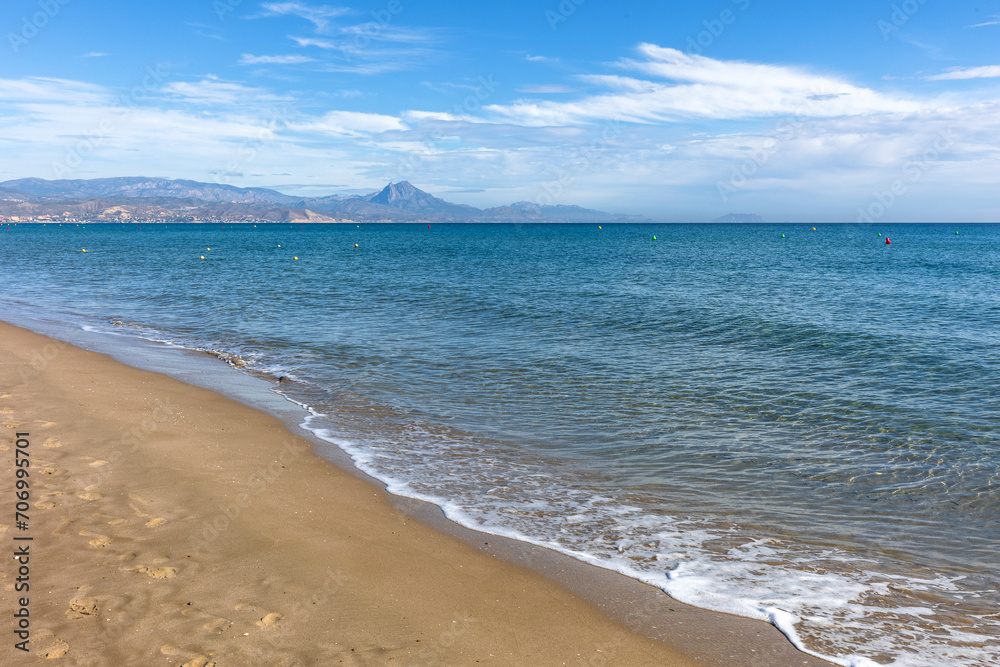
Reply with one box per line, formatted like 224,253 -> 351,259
0,320 -> 834,666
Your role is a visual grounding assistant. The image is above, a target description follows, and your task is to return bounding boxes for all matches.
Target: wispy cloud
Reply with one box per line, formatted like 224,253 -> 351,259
162,76 -> 290,106
289,110 -> 406,136
926,65 -> 1000,81
965,15 -> 1000,28
81,51 -> 109,58
516,84 -> 577,94
258,3 -> 351,32
484,44 -> 921,126
240,54 -> 315,65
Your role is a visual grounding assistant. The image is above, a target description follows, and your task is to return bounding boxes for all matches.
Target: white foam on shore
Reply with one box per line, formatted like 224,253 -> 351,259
28,312 -> 995,667
299,413 -> 999,667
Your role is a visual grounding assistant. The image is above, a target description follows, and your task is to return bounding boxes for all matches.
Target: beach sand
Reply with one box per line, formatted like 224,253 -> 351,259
0,321 -> 835,666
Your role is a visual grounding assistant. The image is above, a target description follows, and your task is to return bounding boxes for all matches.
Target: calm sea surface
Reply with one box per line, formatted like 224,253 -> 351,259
2,222 -> 998,666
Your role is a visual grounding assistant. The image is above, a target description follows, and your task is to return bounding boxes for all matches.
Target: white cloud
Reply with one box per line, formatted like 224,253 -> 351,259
239,54 -> 315,65
516,84 -> 576,94
926,65 -> 1000,81
292,110 -> 406,136
0,77 -> 108,104
258,3 -> 351,32
163,77 -> 289,106
82,52 -> 109,58
484,45 -> 922,126
965,16 -> 1000,28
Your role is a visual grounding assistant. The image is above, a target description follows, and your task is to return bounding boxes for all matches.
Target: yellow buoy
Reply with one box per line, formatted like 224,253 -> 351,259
200,255 -> 205,259
81,249 -> 87,252
206,247 -> 211,250
293,256 -> 298,260
598,226 -> 602,229
354,244 -> 359,248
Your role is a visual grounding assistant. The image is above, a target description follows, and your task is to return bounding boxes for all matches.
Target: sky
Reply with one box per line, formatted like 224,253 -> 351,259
1,0 -> 999,221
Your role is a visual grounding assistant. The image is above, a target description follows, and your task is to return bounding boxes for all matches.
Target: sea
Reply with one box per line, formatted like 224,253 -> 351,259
1,221 -> 997,667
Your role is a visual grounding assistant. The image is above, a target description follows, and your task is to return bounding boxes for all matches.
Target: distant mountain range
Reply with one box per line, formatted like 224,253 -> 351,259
0,177 -> 651,224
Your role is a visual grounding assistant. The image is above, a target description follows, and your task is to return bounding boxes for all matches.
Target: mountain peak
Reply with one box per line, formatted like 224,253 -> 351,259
367,181 -> 423,205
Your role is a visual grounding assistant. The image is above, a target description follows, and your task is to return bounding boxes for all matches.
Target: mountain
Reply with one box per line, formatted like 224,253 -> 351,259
0,177 -> 645,223
481,201 -> 646,223
1,177 -> 299,206
713,213 -> 764,223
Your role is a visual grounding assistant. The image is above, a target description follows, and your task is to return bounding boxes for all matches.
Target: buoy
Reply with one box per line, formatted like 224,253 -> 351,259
652,235 -> 657,240
200,255 -> 205,259
955,231 -> 959,235
206,247 -> 211,251
277,244 -> 281,247
293,256 -> 298,260
427,225 -> 431,228
598,226 -> 602,229
885,238 -> 891,245
781,234 -> 785,238
81,249 -> 87,252
878,233 -> 882,237
812,227 -> 816,231
354,244 -> 359,248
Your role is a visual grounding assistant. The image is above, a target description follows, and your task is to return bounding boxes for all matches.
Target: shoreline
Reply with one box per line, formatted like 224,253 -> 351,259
0,319 -> 834,665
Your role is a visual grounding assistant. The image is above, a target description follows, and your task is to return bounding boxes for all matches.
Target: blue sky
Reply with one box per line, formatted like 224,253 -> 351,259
2,0 -> 999,221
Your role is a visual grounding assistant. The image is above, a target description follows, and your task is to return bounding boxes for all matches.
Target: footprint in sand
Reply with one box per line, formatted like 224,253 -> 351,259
88,460 -> 108,467
88,535 -> 112,548
145,518 -> 167,528
108,518 -> 128,526
43,438 -> 62,448
203,617 -> 232,634
34,419 -> 55,426
78,492 -> 102,501
37,501 -> 57,510
182,657 -> 216,667
256,612 -> 283,629
0,445 -> 8,452
147,567 -> 178,579
40,638 -> 70,658
41,468 -> 58,475
67,598 -> 99,619
0,408 -> 12,415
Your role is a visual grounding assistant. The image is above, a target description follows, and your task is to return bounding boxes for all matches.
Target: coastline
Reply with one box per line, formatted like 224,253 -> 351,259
0,319 -> 834,666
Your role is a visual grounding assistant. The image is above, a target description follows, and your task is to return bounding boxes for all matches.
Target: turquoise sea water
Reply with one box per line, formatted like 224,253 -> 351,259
1,222 -> 998,666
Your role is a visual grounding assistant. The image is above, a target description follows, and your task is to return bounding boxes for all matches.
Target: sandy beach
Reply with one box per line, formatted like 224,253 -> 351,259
1,320 -> 834,666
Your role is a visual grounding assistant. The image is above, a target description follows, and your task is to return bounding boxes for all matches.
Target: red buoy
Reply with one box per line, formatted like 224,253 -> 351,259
885,238 -> 891,245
